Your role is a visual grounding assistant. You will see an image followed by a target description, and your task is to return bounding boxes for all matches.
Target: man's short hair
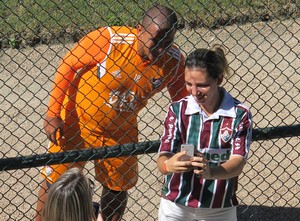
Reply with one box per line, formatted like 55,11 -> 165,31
142,4 -> 178,31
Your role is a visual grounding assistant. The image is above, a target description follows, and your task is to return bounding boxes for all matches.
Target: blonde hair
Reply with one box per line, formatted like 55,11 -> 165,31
42,168 -> 95,221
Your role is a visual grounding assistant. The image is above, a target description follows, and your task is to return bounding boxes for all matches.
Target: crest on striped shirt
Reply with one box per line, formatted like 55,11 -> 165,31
220,127 -> 232,143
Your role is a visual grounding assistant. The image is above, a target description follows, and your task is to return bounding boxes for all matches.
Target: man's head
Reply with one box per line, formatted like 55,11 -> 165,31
137,4 -> 178,63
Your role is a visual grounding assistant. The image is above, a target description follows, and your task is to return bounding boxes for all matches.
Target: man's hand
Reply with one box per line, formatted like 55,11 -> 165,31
43,115 -> 64,145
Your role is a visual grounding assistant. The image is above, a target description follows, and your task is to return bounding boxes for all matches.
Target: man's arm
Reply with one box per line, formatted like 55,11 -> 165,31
167,53 -> 188,101
44,28 -> 111,144
47,28 -> 111,117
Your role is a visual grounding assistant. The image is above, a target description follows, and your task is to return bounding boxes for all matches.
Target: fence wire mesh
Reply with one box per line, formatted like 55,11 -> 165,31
0,0 -> 300,220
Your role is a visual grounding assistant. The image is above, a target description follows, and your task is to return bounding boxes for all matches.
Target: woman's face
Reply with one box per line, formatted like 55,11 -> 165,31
185,67 -> 223,106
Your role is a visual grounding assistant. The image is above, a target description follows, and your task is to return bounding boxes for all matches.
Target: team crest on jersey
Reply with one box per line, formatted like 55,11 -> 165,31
220,127 -> 232,143
151,78 -> 163,90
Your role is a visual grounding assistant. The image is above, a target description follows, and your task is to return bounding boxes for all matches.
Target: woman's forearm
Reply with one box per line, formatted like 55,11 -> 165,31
204,156 -> 246,180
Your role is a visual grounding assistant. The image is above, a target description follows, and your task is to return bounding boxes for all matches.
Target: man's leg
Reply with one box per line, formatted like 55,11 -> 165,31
35,180 -> 49,221
100,186 -> 128,221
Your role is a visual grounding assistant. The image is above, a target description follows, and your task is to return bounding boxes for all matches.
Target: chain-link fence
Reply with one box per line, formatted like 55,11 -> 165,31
1,1 -> 300,220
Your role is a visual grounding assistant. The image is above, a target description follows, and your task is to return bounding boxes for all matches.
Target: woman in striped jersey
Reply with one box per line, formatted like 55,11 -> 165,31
157,45 -> 253,221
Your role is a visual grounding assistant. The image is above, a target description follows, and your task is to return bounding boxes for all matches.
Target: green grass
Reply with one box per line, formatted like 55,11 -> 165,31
0,0 -> 299,48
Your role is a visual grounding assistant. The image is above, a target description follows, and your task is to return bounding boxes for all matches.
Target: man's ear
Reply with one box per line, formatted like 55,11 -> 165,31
136,24 -> 143,34
217,74 -> 224,85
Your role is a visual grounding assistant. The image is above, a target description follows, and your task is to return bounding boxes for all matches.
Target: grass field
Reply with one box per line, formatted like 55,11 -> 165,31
0,0 -> 299,48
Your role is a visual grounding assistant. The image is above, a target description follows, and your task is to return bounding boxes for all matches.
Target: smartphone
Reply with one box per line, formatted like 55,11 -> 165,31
180,144 -> 195,161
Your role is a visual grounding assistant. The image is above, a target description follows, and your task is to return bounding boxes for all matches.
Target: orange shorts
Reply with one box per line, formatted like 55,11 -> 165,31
40,125 -> 139,191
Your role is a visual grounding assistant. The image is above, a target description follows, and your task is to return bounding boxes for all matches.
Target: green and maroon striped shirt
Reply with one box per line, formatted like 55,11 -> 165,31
159,89 -> 252,208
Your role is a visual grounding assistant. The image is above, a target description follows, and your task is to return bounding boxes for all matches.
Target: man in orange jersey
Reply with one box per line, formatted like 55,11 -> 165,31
35,4 -> 188,221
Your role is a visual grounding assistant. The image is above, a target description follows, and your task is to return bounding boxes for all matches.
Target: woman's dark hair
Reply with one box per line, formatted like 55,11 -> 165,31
185,44 -> 230,79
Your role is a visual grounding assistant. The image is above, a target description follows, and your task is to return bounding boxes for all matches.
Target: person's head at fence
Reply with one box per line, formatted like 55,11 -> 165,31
137,4 -> 178,63
157,45 -> 252,221
42,168 -> 96,221
184,45 -> 231,109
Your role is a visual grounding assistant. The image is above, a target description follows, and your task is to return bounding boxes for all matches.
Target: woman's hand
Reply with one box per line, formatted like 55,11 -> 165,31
164,151 -> 194,173
192,154 -> 246,180
157,151 -> 195,175
191,152 -> 210,177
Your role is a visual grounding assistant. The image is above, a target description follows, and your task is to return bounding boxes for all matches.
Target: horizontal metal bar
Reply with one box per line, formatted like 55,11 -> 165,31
1,124 -> 300,171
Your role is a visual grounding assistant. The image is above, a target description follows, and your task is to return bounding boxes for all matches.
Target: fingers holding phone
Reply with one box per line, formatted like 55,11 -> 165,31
191,151 -> 209,176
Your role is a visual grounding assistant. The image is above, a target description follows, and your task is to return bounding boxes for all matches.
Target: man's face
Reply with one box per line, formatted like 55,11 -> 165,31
137,23 -> 176,63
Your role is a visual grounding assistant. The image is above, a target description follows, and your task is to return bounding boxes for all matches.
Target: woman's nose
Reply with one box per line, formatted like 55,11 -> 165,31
191,87 -> 199,96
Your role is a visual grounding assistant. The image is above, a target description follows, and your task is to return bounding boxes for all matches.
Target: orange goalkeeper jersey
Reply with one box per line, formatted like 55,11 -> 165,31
47,26 -> 187,141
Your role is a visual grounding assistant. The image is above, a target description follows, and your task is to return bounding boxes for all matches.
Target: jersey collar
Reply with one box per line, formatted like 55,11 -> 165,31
185,88 -> 236,119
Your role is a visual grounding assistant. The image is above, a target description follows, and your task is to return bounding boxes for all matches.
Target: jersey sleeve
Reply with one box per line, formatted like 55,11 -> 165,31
159,104 -> 181,154
232,108 -> 253,159
167,52 -> 189,102
47,27 -> 111,117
